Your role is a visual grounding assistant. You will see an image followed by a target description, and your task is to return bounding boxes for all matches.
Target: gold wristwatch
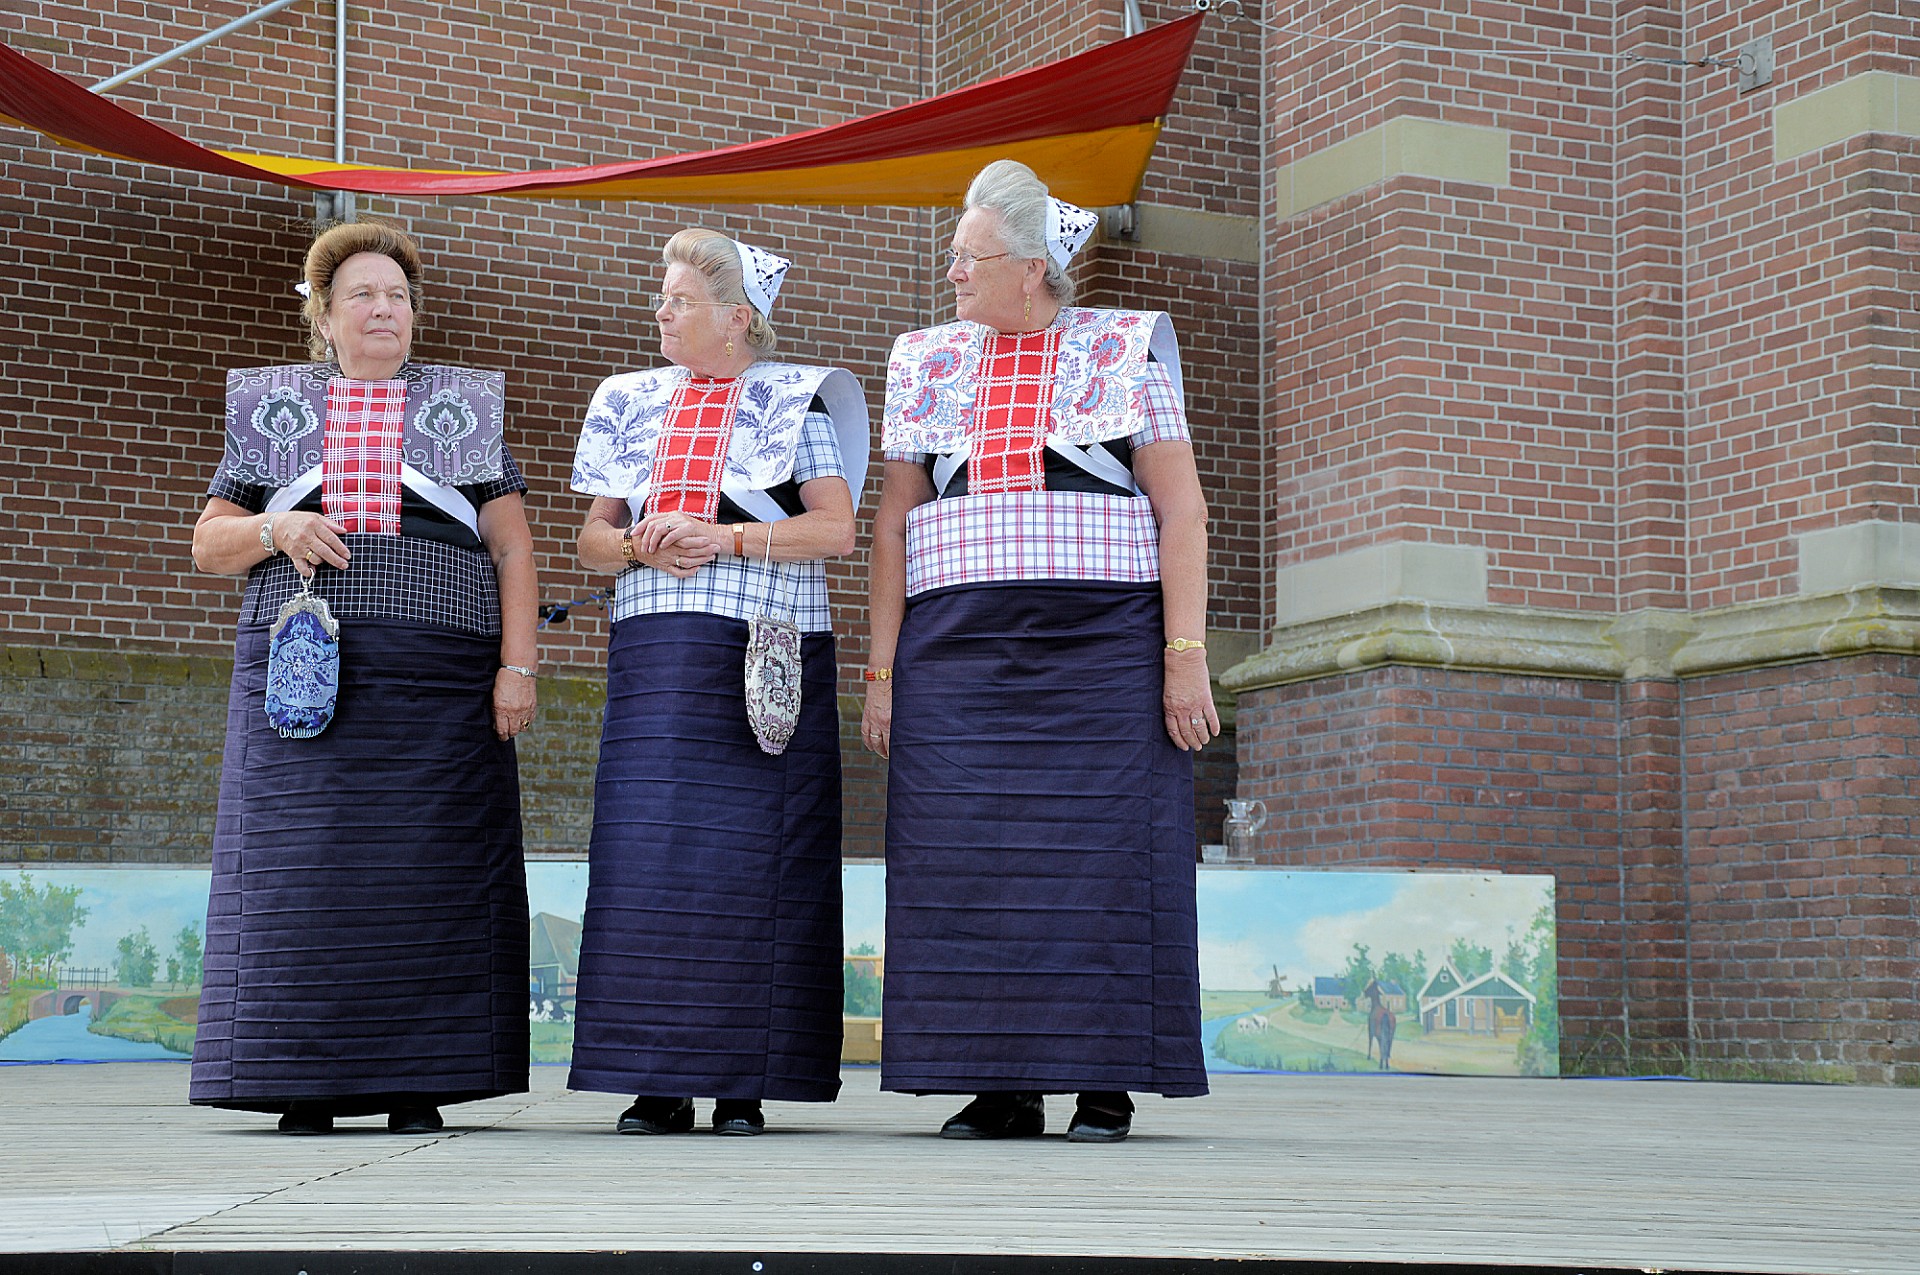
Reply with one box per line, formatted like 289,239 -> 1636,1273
1164,637 -> 1206,653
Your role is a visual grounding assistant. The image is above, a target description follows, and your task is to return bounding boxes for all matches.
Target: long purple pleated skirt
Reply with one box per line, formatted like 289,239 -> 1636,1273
190,620 -> 529,1115
881,581 -> 1207,1097
567,612 -> 843,1102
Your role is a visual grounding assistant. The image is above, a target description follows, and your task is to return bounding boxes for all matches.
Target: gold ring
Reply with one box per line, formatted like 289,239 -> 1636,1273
306,550 -> 319,563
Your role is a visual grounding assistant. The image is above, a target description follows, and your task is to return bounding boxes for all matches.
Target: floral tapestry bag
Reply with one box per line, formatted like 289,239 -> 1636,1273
743,521 -> 801,755
264,570 -> 340,739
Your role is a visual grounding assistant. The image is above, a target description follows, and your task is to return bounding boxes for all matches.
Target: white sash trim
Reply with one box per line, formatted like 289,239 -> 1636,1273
922,438 -> 1139,496
625,482 -> 791,529
1047,440 -> 1142,495
264,466 -> 323,513
259,463 -> 478,535
401,464 -> 479,535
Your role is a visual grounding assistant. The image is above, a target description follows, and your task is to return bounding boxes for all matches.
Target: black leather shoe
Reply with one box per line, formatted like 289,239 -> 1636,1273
276,1108 -> 333,1136
939,1092 -> 1045,1140
1067,1091 -> 1133,1143
617,1096 -> 695,1135
712,1099 -> 765,1136
387,1106 -> 444,1135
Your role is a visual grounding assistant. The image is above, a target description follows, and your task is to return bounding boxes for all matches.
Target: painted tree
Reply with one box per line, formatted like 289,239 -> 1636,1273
0,873 -> 89,982
1448,937 -> 1495,981
115,926 -> 159,987
173,922 -> 203,986
1513,903 -> 1559,1076
1340,943 -> 1376,1004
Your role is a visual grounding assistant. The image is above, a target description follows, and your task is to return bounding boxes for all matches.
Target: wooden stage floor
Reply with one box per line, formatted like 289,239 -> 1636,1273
0,1062 -> 1914,1274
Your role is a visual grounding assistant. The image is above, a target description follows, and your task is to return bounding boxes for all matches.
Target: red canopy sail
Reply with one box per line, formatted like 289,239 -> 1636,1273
0,16 -> 1203,205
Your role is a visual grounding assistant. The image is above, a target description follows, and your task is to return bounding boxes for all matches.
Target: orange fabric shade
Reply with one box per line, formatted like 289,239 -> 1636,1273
0,16 -> 1203,206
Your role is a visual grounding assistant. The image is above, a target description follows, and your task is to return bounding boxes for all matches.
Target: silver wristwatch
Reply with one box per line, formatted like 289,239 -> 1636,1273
259,515 -> 280,556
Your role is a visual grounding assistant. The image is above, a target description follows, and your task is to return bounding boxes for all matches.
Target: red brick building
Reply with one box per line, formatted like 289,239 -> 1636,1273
2,0 -> 1912,1082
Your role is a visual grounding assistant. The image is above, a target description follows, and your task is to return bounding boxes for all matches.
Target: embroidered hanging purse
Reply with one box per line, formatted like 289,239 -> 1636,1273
264,570 -> 341,739
743,521 -> 802,755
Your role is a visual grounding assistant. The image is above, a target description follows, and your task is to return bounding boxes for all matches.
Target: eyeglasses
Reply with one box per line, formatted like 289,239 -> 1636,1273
941,248 -> 1013,271
653,292 -> 739,314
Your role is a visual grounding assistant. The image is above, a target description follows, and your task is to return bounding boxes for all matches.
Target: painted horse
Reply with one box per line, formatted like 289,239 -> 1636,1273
1363,978 -> 1396,1071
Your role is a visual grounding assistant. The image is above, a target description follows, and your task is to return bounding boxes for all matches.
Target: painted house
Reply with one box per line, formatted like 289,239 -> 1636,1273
528,911 -> 582,1014
1312,976 -> 1349,1010
1366,979 -> 1410,1014
1418,961 -> 1536,1036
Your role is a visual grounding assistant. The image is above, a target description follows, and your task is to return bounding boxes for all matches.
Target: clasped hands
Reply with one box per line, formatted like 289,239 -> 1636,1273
631,512 -> 723,579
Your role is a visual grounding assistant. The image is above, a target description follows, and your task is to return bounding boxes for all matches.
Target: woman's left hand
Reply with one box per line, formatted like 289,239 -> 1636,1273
1163,648 -> 1218,752
493,667 -> 538,741
635,512 -> 721,573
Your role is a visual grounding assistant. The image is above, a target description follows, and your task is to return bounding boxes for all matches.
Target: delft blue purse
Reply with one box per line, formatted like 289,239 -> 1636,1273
264,572 -> 341,739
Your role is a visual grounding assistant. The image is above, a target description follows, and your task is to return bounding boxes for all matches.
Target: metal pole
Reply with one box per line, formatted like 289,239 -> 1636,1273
1122,0 -> 1144,37
91,0 -> 306,93
331,1 -> 353,222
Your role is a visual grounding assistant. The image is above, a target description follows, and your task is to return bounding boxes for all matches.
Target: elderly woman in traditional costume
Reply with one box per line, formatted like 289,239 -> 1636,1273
568,229 -> 867,1136
864,160 -> 1212,1143
189,221 -> 537,1135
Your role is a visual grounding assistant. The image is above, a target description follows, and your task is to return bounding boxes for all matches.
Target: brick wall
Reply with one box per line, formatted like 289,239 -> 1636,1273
1234,0 -> 1918,1082
1682,655 -> 1919,1082
2,1 -> 1263,861
1685,1 -> 1920,608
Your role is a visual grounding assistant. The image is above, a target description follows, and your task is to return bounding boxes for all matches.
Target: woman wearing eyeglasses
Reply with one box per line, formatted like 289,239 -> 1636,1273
567,229 -> 868,1136
864,160 -> 1212,1143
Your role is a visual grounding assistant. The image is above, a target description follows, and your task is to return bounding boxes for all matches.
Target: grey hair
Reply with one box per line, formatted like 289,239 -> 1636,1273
963,159 -> 1074,305
661,228 -> 778,353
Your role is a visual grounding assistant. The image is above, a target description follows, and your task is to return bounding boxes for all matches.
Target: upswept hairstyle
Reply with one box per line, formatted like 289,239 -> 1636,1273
662,228 -> 779,354
964,159 -> 1073,305
300,221 -> 424,360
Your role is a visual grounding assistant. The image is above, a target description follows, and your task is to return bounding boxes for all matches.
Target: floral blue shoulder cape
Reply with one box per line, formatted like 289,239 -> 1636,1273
571,362 -> 872,511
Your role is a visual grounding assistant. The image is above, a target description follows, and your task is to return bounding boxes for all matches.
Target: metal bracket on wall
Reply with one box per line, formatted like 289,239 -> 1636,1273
1101,203 -> 1137,243
1738,36 -> 1774,92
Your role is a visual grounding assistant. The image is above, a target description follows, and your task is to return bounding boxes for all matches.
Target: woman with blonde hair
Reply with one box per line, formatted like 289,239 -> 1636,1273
190,221 -> 537,1135
567,229 -> 869,1136
866,160 -> 1212,1142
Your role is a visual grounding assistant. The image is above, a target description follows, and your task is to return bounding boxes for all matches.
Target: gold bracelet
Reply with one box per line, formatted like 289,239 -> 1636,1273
620,530 -> 635,562
1165,638 -> 1206,653
864,668 -> 892,682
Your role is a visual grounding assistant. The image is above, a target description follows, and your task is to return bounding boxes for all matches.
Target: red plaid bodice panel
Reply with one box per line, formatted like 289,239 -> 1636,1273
647,376 -> 743,521
322,378 -> 406,534
965,327 -> 1062,495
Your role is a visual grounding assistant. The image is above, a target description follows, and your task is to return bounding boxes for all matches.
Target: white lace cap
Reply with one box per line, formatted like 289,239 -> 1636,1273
734,239 -> 791,316
1045,197 -> 1099,268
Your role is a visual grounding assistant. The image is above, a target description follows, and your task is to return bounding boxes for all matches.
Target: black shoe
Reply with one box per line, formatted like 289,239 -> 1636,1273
276,1107 -> 333,1136
939,1092 -> 1045,1140
616,1096 -> 695,1135
387,1106 -> 444,1135
1067,1091 -> 1133,1143
712,1099 -> 765,1136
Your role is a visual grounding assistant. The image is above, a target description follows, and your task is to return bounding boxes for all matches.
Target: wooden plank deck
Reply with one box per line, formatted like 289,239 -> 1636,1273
0,1062 -> 1915,1273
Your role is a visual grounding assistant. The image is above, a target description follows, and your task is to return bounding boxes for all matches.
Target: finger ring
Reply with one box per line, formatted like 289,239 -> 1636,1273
1189,718 -> 1203,727
675,556 -> 684,569
306,550 -> 318,563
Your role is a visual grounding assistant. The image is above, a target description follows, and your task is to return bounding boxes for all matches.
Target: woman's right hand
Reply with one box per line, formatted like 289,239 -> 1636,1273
275,511 -> 351,577
861,680 -> 893,759
633,513 -> 720,579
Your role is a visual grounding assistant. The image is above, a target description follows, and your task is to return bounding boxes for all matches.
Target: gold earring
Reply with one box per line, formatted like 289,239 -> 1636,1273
1023,295 -> 1032,323
725,338 -> 735,355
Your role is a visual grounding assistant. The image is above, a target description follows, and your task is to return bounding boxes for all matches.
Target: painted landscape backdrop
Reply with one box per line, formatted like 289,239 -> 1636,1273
2,866 -> 1555,1076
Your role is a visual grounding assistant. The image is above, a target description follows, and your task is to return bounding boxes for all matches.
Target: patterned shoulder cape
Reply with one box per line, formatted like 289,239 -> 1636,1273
882,308 -> 1182,452
221,363 -> 505,486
